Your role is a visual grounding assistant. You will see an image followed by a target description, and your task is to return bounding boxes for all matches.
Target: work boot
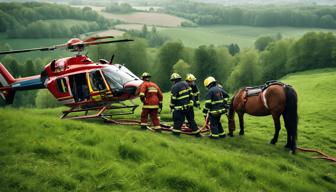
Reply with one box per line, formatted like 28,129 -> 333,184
172,132 -> 181,137
140,125 -> 147,130
153,127 -> 162,133
219,133 -> 226,138
208,134 -> 219,139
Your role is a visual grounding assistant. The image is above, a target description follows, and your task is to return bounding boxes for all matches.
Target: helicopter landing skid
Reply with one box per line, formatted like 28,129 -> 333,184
60,104 -> 139,120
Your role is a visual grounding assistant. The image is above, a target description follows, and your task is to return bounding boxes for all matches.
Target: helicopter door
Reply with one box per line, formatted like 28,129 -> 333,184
69,73 -> 90,102
55,77 -> 73,104
87,70 -> 112,101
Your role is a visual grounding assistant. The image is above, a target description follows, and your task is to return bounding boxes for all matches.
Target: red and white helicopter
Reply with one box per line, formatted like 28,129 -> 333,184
0,36 -> 143,119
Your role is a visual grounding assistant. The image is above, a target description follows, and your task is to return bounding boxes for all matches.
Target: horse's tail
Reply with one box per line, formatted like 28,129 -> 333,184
283,85 -> 298,151
228,95 -> 236,134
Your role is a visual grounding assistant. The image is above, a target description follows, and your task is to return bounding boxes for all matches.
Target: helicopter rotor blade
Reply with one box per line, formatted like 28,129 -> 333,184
0,44 -> 67,55
0,38 -> 133,55
84,36 -> 115,42
82,39 -> 134,46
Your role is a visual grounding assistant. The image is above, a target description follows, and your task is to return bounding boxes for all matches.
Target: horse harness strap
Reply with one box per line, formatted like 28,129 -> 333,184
261,88 -> 269,109
242,81 -> 288,111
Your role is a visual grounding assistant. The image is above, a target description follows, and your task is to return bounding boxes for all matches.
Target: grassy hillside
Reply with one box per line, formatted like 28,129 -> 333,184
0,68 -> 335,191
159,25 -> 336,48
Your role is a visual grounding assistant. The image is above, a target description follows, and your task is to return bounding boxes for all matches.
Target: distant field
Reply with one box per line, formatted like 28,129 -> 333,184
71,5 -> 188,27
159,25 -> 336,48
100,12 -> 188,27
90,29 -> 125,37
115,24 -> 145,30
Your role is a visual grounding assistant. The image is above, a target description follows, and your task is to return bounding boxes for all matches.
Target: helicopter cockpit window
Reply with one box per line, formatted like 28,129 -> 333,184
89,70 -> 106,91
114,64 -> 140,80
56,78 -> 68,93
102,66 -> 134,88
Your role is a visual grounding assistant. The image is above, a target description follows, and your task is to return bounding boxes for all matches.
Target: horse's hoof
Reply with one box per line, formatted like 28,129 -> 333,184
284,144 -> 290,149
270,139 -> 276,145
228,133 -> 234,137
289,150 -> 296,155
239,131 -> 244,136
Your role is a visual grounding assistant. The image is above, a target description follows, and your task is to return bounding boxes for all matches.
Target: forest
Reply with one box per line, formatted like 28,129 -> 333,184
163,1 -> 336,28
0,2 -> 114,38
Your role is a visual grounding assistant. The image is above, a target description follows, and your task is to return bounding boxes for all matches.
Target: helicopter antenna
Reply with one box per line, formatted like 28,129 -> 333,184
110,54 -> 115,64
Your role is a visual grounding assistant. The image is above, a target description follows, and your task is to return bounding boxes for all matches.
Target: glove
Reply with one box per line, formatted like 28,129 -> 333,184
170,104 -> 174,112
194,102 -> 200,108
140,96 -> 145,103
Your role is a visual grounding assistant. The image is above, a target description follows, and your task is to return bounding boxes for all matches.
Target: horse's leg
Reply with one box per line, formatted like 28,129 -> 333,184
238,112 -> 245,135
284,123 -> 290,148
270,114 -> 281,144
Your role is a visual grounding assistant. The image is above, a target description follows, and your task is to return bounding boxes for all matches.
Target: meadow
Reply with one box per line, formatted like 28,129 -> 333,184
159,25 -> 336,48
0,68 -> 335,191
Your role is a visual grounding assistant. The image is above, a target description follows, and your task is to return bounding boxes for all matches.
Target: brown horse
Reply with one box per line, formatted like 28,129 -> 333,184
228,83 -> 298,153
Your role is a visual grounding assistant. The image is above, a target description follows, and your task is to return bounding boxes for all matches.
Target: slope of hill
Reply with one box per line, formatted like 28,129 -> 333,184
0,68 -> 335,191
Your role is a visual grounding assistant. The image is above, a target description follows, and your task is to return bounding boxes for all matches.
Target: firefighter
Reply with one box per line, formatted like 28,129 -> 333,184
185,73 -> 200,109
203,76 -> 229,139
138,72 -> 163,131
170,73 -> 200,136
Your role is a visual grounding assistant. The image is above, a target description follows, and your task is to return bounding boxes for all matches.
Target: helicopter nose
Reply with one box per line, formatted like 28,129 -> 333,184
123,80 -> 143,95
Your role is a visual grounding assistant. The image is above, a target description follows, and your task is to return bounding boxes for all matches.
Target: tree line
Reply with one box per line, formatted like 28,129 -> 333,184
104,3 -> 135,14
163,1 -> 336,29
1,31 -> 336,107
73,31 -> 336,96
0,2 -> 114,38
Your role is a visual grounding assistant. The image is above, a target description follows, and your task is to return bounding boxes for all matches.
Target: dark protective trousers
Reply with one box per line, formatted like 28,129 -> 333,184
141,108 -> 160,127
172,107 -> 198,132
209,114 -> 224,135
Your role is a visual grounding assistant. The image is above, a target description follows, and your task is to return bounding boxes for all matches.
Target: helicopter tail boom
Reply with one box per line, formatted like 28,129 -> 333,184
0,63 -> 16,104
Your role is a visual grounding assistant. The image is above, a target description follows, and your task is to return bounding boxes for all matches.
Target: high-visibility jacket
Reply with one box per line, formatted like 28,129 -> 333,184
203,84 -> 229,115
138,81 -> 163,108
170,80 -> 193,110
189,82 -> 200,106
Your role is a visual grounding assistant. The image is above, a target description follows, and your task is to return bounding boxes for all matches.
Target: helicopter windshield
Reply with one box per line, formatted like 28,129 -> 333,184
114,64 -> 140,80
102,65 -> 136,87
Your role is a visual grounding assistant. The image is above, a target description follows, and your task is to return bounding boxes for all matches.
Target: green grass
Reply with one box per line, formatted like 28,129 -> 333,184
0,68 -> 336,191
159,25 -> 336,48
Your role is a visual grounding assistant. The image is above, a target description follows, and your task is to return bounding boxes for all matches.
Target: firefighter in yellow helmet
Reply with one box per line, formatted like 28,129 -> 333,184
185,73 -> 200,109
203,76 -> 229,139
137,72 -> 163,131
170,73 -> 200,136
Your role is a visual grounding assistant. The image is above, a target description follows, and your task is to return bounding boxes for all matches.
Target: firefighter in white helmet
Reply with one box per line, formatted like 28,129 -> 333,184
185,73 -> 200,109
137,72 -> 163,131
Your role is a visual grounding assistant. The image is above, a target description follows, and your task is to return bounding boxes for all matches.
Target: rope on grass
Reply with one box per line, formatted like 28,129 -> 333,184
297,147 -> 336,162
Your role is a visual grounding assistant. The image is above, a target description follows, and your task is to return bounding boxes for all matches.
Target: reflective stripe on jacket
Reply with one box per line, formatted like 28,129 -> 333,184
204,84 -> 229,114
189,83 -> 200,105
138,81 -> 163,108
170,80 -> 193,110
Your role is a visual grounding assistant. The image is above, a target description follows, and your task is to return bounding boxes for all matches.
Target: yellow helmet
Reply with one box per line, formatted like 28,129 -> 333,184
170,73 -> 182,81
141,72 -> 151,79
204,76 -> 216,87
186,73 -> 196,81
